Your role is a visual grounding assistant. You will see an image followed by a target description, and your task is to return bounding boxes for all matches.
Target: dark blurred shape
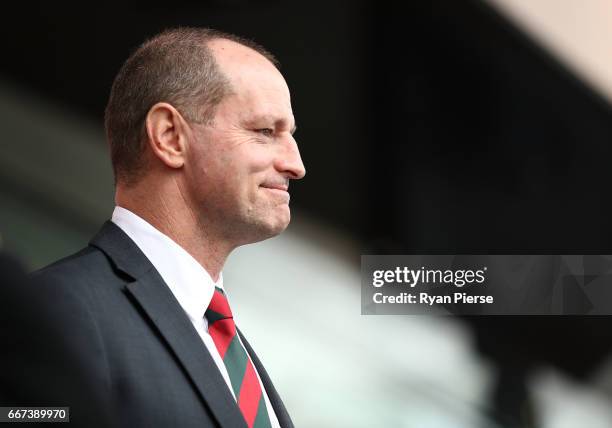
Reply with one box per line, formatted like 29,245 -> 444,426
366,0 -> 612,249
0,252 -> 112,427
367,1 -> 612,426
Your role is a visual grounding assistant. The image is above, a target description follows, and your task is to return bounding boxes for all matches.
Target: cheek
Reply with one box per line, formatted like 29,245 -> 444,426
241,151 -> 272,173
231,148 -> 273,194
196,140 -> 274,197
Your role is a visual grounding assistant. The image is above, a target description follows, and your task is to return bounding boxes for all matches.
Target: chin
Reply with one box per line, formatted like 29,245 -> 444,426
270,219 -> 290,235
265,214 -> 290,236
252,211 -> 291,241
237,204 -> 291,244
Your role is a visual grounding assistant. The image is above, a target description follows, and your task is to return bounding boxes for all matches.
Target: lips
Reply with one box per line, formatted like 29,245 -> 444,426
260,180 -> 290,202
261,184 -> 288,192
260,180 -> 289,192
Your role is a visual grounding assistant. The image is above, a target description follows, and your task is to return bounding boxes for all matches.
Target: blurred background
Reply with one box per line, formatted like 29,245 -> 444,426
2,0 -> 612,426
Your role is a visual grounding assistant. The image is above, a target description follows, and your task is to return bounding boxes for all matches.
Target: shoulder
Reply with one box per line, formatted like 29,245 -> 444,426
28,246 -> 119,353
30,244 -> 127,309
9,250 -> 115,424
32,245 -> 118,285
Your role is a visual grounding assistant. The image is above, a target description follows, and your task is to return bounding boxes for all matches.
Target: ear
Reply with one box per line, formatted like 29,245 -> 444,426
145,102 -> 188,170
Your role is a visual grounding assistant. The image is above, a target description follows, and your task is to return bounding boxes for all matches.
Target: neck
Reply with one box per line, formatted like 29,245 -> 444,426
115,178 -> 233,282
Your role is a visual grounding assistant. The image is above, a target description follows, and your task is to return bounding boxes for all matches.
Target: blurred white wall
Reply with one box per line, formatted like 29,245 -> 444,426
226,220 -> 494,427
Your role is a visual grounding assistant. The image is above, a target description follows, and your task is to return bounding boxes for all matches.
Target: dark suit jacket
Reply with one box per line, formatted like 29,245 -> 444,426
0,252 -> 111,427
32,222 -> 293,428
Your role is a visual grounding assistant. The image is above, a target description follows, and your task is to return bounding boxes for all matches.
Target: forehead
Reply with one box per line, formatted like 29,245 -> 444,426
209,39 -> 293,122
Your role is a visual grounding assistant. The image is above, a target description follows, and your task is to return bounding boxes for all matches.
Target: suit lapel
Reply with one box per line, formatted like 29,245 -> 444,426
238,329 -> 294,428
90,222 -> 247,428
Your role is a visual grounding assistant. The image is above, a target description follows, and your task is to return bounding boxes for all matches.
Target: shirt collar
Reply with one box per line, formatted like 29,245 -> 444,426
111,206 -> 222,322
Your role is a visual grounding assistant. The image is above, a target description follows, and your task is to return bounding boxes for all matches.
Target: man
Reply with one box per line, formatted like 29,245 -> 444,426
34,27 -> 305,428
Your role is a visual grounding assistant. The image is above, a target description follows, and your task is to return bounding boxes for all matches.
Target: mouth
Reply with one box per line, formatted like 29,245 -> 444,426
261,184 -> 288,192
260,181 -> 290,201
260,179 -> 289,192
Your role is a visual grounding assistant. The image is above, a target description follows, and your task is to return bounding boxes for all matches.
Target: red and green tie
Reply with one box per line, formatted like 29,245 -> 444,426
205,287 -> 272,428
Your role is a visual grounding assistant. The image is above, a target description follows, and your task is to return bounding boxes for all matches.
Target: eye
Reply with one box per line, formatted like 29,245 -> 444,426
256,128 -> 274,137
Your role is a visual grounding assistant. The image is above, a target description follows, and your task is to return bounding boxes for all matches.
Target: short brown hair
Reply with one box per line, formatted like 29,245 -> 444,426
104,27 -> 278,185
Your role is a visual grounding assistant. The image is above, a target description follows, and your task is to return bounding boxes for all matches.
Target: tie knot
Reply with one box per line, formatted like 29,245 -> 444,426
204,286 -> 233,325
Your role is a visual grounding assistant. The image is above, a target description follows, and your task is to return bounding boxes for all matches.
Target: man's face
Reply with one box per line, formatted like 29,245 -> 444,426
183,40 -> 305,246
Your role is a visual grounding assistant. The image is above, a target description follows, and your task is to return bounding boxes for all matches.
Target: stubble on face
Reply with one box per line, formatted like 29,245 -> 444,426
205,124 -> 292,244
182,44 -> 297,248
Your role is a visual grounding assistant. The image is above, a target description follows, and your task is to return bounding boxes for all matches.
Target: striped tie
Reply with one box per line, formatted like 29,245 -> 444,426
205,287 -> 272,428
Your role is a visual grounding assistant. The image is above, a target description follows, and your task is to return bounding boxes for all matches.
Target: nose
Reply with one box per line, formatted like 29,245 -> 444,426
276,135 -> 306,180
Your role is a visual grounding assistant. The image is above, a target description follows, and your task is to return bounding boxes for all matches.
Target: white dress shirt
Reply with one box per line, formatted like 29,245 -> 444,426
111,206 -> 280,428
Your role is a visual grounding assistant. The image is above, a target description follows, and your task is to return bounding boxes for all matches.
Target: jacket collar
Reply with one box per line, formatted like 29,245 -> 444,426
89,221 -> 153,280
